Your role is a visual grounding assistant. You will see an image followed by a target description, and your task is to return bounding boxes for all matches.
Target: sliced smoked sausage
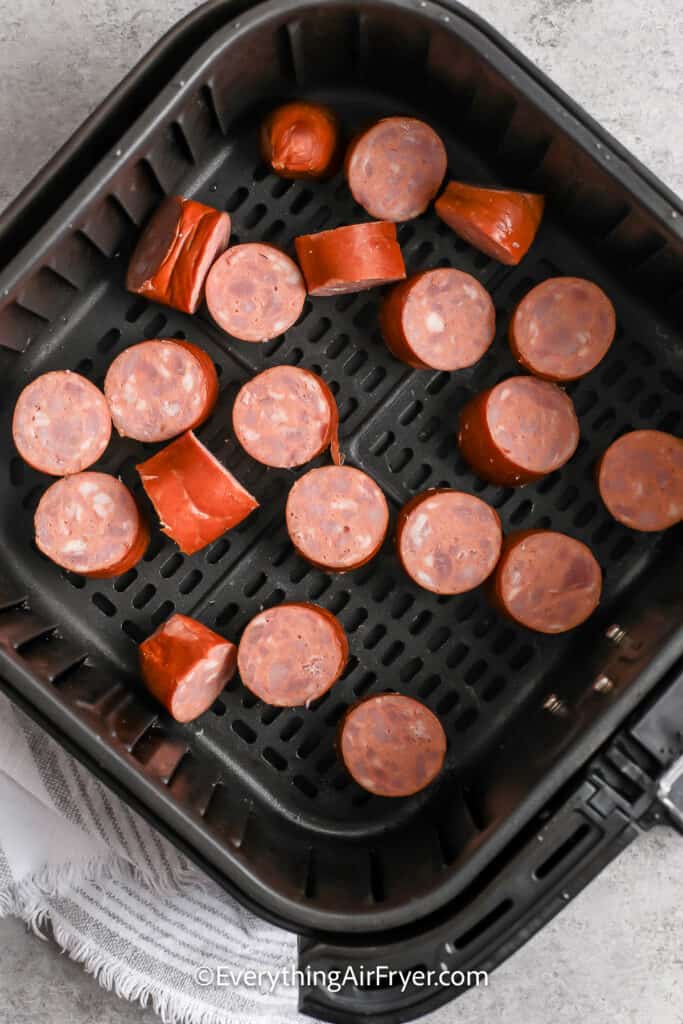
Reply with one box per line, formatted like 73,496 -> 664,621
233,366 -> 340,468
139,613 -> 237,723
105,339 -> 219,442
458,376 -> 580,487
13,370 -> 111,476
295,221 -> 406,296
261,101 -> 341,180
237,603 -> 348,707
379,268 -> 495,371
597,430 -> 683,532
396,489 -> 502,595
126,195 -> 231,314
205,243 -> 306,342
345,117 -> 447,222
137,430 -> 258,555
338,694 -> 446,797
435,182 -> 544,266
34,472 -> 149,577
491,530 -> 602,633
286,466 -> 389,571
509,277 -> 616,381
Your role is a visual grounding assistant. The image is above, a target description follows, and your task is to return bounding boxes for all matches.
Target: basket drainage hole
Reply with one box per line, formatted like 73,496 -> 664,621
92,593 -> 116,617
232,719 -> 256,744
293,775 -> 317,799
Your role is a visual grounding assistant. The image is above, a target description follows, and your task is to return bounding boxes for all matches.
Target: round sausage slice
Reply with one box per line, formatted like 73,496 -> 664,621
261,101 -> 341,180
396,489 -> 502,595
105,339 -> 219,442
509,277 -> 616,381
34,472 -> 149,577
338,694 -> 446,797
435,183 -> 544,266
491,530 -> 602,633
294,221 -> 406,296
458,376 -> 580,487
345,118 -> 447,221
13,370 -> 111,476
205,243 -> 306,342
597,430 -> 683,532
233,366 -> 340,468
139,613 -> 237,723
379,268 -> 495,370
286,466 -> 389,571
238,603 -> 348,707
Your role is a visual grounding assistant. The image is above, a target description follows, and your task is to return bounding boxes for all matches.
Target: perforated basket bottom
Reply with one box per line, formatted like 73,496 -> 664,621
1,89 -> 681,836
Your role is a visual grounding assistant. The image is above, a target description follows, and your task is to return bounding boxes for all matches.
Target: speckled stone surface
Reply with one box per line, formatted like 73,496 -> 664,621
0,1 -> 682,1022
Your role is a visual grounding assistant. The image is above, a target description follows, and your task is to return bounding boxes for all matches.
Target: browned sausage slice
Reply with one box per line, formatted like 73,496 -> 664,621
261,101 -> 341,180
237,603 -> 348,707
34,472 -> 149,577
338,694 -> 446,797
345,118 -> 447,221
396,489 -> 502,595
509,277 -> 616,381
379,268 -> 495,370
294,222 -> 406,296
597,430 -> 683,531
139,613 -> 237,723
492,530 -> 602,633
435,183 -> 544,265
232,366 -> 340,468
458,376 -> 580,487
286,466 -> 389,571
205,243 -> 306,342
13,370 -> 111,476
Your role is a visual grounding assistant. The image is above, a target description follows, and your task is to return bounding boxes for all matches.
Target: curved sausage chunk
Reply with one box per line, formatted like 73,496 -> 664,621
105,339 -> 218,442
140,613 -> 237,723
261,101 -> 341,180
286,466 -> 389,571
295,221 -> 406,296
435,182 -> 544,266
345,118 -> 447,221
379,268 -> 495,371
34,472 -> 149,577
238,603 -> 348,707
396,489 -> 502,595
492,530 -> 602,633
137,430 -> 258,555
510,277 -> 616,381
205,243 -> 306,342
13,371 -> 111,477
233,366 -> 340,468
458,376 -> 580,487
597,430 -> 683,532
338,694 -> 446,797
126,195 -> 231,314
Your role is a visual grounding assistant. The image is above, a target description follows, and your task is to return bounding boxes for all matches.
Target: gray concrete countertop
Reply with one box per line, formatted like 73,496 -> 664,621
0,2 -> 681,1022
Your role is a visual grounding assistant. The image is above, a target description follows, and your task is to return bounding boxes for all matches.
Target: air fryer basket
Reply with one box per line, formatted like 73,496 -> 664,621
0,0 -> 682,1012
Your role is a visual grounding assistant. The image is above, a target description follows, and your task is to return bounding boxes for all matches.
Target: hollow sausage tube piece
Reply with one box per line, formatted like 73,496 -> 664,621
435,182 -> 544,266
295,221 -> 406,296
491,530 -> 602,634
105,339 -> 219,442
509,277 -> 616,381
379,268 -> 495,371
238,603 -> 348,707
233,366 -> 340,468
13,370 -> 111,476
458,376 -> 580,487
396,489 -> 502,595
597,430 -> 683,532
261,101 -> 341,180
139,613 -> 237,723
34,472 -> 149,577
345,117 -> 447,222
126,195 -> 231,314
205,243 -> 306,342
338,694 -> 447,797
286,466 -> 389,571
137,430 -> 258,555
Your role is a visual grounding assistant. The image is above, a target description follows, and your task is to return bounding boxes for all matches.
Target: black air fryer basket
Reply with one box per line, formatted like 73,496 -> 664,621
0,1 -> 682,1020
